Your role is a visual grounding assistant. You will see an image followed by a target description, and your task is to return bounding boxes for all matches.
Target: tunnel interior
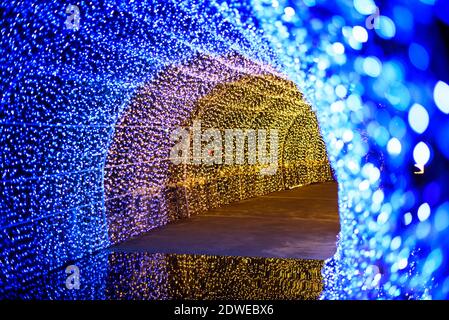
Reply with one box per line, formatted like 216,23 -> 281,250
1,0 -> 448,301
104,53 -> 335,246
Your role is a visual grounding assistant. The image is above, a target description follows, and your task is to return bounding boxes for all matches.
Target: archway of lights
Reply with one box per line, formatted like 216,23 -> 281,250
1,0 -> 449,299
105,53 -> 333,244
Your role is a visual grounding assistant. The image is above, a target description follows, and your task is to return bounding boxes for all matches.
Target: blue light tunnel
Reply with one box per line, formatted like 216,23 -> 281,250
1,0 -> 449,299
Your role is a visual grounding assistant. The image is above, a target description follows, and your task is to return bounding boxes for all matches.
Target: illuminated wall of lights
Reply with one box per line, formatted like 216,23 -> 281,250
251,0 -> 449,299
1,0 -> 449,299
105,53 -> 332,244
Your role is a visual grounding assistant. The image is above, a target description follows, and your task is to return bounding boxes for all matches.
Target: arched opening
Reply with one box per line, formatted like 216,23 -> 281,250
104,53 -> 337,259
2,0 -> 446,301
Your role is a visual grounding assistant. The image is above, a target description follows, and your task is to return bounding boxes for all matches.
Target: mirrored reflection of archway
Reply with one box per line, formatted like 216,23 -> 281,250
104,53 -> 334,245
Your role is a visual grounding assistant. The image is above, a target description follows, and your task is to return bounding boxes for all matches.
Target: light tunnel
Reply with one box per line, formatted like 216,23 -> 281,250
104,53 -> 333,244
2,0 -> 449,301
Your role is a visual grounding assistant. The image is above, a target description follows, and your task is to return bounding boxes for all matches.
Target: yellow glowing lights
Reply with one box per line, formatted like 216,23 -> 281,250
105,54 -> 333,243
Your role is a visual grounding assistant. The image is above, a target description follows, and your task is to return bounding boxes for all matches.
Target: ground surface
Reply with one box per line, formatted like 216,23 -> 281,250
114,182 -> 340,260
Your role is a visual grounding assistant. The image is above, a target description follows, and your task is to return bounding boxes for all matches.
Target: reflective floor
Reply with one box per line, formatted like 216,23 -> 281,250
2,183 -> 338,300
2,252 -> 323,300
116,182 -> 339,260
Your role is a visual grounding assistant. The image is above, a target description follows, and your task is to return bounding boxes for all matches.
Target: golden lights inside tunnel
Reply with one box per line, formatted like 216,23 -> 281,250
104,54 -> 335,245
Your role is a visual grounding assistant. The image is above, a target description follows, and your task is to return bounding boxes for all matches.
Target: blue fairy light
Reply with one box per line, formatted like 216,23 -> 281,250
375,16 -> 396,39
353,0 -> 377,15
409,43 -> 430,71
363,56 -> 382,77
417,203 -> 431,222
387,137 -> 402,156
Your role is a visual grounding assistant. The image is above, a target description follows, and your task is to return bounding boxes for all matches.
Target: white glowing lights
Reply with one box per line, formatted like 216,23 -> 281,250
387,137 -> 402,155
352,26 -> 368,43
376,15 -> 396,39
418,203 -> 431,222
359,179 -> 370,191
332,42 -> 345,55
335,84 -> 347,98
284,6 -> 295,18
391,236 -> 401,250
413,141 -> 431,165
404,212 -> 413,225
408,103 -> 429,134
363,56 -> 382,77
373,190 -> 384,204
342,129 -> 354,142
398,258 -> 408,270
434,81 -> 449,114
353,0 -> 376,15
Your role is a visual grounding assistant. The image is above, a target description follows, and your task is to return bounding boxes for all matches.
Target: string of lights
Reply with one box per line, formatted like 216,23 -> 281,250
1,0 -> 449,299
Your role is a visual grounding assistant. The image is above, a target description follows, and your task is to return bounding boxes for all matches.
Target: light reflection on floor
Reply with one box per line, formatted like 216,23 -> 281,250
2,252 -> 324,300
